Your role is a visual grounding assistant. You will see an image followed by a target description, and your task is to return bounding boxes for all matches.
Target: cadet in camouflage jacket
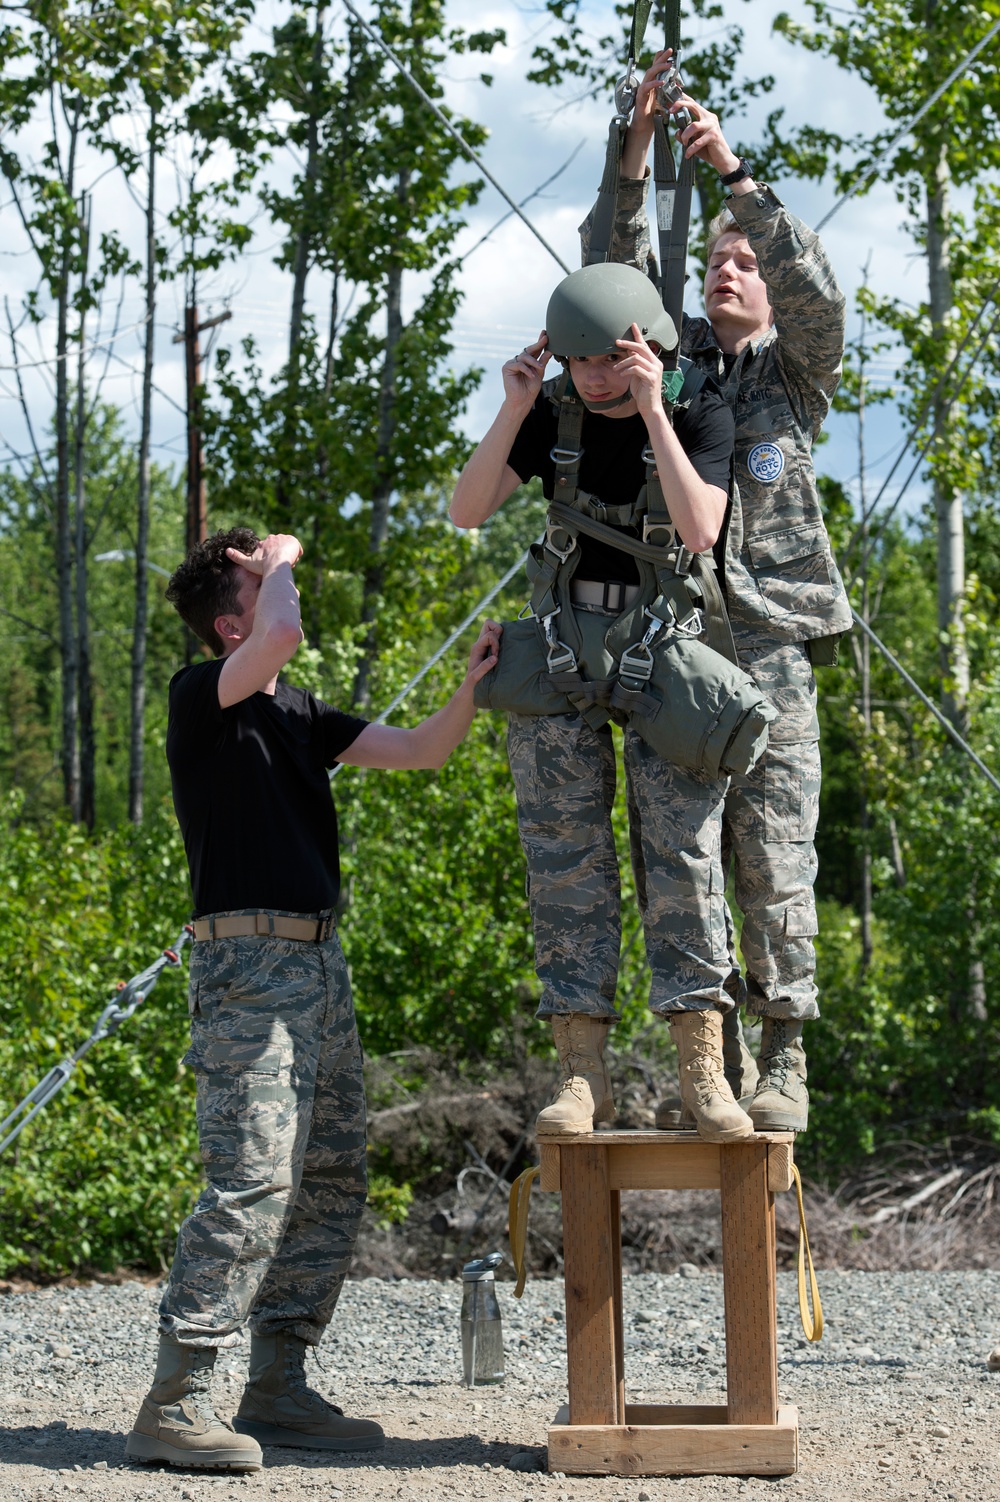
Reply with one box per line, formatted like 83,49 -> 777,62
580,57 -> 853,1130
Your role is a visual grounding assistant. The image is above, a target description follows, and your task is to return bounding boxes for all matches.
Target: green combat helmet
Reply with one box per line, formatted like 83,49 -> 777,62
545,263 -> 678,411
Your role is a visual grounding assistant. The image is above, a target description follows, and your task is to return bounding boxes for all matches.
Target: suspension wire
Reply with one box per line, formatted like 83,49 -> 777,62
849,298 -> 1000,577
0,926 -> 192,1156
330,544 -> 532,779
458,143 -> 585,266
816,15 -> 1000,232
342,0 -> 570,274
851,610 -> 1000,798
845,270 -> 1000,554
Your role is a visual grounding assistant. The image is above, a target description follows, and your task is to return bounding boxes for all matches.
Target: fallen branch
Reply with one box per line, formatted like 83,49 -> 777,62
870,1166 -> 964,1224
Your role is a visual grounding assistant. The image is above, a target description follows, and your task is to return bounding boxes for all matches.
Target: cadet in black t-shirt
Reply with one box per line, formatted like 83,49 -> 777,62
127,528 -> 499,1473
450,261 -> 752,1147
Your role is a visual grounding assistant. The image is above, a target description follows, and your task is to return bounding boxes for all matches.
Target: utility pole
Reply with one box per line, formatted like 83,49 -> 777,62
173,306 -> 232,556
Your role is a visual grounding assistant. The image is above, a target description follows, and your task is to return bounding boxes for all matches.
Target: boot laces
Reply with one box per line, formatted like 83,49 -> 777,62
188,1362 -> 227,1427
283,1349 -> 343,1416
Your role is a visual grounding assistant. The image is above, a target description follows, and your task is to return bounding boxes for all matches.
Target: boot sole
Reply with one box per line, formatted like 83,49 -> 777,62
693,1121 -> 756,1143
232,1417 -> 384,1452
749,1108 -> 808,1132
125,1432 -> 262,1470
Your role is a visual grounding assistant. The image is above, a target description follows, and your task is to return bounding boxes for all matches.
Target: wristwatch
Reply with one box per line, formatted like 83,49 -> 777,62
718,158 -> 754,187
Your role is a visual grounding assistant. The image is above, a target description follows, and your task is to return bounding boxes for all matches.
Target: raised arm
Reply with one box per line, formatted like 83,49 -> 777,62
723,187 -> 846,436
217,533 -> 304,708
616,323 -> 729,553
337,621 -> 502,770
450,336 -> 550,528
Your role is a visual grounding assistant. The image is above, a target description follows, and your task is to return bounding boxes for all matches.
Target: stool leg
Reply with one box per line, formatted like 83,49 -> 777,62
562,1145 -> 619,1425
610,1188 -> 625,1419
720,1141 -> 778,1425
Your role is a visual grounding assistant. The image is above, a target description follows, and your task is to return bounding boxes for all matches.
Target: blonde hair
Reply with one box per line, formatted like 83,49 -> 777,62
705,208 -> 739,263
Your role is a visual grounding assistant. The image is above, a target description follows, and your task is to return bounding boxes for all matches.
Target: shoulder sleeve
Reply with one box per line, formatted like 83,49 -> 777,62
725,186 -> 846,436
506,394 -> 552,485
167,659 -> 225,758
674,383 -> 735,493
314,699 -> 370,770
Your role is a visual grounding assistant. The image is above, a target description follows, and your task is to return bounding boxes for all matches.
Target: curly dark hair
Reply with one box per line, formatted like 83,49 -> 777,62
165,528 -> 261,655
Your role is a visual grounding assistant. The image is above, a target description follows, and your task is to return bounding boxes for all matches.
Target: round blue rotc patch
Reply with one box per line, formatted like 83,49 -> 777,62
747,441 -> 785,483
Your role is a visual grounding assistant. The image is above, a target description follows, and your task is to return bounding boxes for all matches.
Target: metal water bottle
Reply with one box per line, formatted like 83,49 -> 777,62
461,1251 -> 505,1387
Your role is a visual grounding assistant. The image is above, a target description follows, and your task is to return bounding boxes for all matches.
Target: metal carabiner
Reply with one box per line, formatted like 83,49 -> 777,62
614,63 -> 639,118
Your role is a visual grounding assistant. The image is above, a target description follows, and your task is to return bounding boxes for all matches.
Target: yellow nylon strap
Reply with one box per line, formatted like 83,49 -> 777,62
792,1163 -> 824,1342
508,1166 -> 540,1298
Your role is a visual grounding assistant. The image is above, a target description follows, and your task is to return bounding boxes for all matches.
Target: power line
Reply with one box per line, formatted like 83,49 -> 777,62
342,0 -> 570,275
330,544 -> 531,778
817,15 -> 1000,231
0,313 -> 152,372
847,295 -> 1000,574
852,609 -> 1000,798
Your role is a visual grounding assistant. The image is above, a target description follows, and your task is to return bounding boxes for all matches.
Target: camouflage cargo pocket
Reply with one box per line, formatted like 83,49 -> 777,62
196,1045 -> 286,1186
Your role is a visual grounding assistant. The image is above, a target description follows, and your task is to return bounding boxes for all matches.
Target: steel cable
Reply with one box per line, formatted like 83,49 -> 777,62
0,926 -> 192,1155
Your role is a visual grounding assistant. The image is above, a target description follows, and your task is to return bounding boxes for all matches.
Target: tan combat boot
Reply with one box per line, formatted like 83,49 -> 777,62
749,1018 -> 809,1132
535,1015 -> 616,1136
669,1009 -> 754,1143
125,1338 -> 262,1470
233,1332 -> 384,1452
655,1010 -> 759,1129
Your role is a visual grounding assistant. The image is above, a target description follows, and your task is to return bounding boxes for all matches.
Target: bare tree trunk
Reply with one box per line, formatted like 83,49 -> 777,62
129,110 -> 157,824
74,192 -> 95,829
352,174 -> 407,712
857,286 -> 873,976
56,106 -> 81,818
279,2 -> 328,523
927,142 -> 968,732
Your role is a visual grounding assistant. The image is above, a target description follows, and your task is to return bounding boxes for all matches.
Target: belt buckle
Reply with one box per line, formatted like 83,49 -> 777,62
602,579 -> 628,612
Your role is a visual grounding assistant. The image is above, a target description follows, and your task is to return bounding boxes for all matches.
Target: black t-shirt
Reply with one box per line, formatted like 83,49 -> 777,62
506,381 -> 734,583
166,658 -> 369,917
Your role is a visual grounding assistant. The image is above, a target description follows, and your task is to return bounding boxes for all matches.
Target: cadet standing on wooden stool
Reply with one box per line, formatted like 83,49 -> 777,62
451,265 -> 778,1144
584,52 -> 852,1133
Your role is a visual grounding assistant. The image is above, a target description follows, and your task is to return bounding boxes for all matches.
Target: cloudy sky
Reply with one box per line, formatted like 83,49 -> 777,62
0,0 -> 929,546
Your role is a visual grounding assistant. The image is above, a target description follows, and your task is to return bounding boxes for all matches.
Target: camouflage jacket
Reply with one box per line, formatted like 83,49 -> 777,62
579,176 -> 853,650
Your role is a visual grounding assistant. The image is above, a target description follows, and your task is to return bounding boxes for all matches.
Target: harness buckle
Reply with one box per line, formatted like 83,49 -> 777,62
549,445 -> 583,467
544,521 -> 577,563
618,640 -> 655,683
542,612 -> 577,675
673,544 -> 692,577
643,515 -> 674,548
641,446 -> 656,466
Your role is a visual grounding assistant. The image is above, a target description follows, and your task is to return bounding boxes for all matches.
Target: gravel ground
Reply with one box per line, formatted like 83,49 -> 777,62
1,1270 -> 998,1502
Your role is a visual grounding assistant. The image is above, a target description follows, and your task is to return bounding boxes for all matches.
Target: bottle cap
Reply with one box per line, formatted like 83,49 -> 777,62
462,1250 -> 504,1281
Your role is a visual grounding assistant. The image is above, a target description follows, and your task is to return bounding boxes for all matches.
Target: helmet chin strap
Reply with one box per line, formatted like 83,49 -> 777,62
579,390 -> 635,413
562,368 -> 635,414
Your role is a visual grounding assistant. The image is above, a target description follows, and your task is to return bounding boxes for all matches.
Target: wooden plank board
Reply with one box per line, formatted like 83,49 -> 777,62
767,1141 -> 795,1194
561,1144 -> 619,1425
720,1142 -> 778,1425
538,1129 -> 793,1145
608,1141 -> 720,1190
547,1405 -> 799,1476
539,1142 -> 561,1193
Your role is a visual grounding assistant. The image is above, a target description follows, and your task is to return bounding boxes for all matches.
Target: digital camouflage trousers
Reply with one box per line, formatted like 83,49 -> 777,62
724,640 -> 822,1020
507,711 -> 732,1019
159,913 -> 367,1349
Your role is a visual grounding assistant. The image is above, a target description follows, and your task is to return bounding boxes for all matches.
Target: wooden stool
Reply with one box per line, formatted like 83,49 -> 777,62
539,1130 -> 798,1477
